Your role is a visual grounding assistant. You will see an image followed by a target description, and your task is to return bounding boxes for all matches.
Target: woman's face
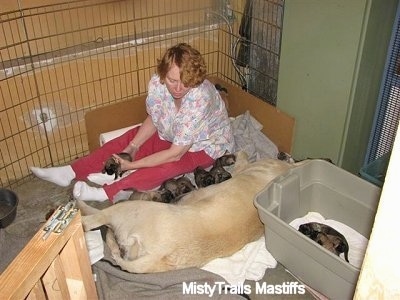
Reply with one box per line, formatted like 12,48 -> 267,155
164,63 -> 191,100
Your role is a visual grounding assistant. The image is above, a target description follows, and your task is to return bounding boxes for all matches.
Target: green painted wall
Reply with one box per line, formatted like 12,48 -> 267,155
277,0 -> 397,174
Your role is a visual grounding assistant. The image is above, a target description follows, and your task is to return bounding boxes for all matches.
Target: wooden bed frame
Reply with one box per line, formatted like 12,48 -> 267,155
0,77 -> 294,300
85,76 -> 295,154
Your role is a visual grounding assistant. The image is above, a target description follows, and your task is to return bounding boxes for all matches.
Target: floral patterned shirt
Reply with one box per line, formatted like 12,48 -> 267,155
146,74 -> 234,159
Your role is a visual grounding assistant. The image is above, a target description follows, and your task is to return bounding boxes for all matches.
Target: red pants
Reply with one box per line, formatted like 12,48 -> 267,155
71,126 -> 214,201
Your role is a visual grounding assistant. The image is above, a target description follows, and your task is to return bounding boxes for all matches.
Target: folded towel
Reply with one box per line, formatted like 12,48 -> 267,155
289,212 -> 368,268
201,236 -> 277,285
87,170 -> 134,186
85,230 -> 104,265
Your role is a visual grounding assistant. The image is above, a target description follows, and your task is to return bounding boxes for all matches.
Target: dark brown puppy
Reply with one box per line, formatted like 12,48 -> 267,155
159,176 -> 196,203
194,166 -> 215,188
213,153 -> 236,167
129,175 -> 196,203
194,153 -> 235,188
128,189 -> 174,203
102,152 -> 132,180
209,165 -> 232,184
132,153 -> 236,201
160,176 -> 196,198
298,222 -> 349,262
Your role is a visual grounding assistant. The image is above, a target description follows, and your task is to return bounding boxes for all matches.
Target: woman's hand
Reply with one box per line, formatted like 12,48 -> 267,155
112,154 -> 134,171
121,115 -> 157,156
122,143 -> 139,157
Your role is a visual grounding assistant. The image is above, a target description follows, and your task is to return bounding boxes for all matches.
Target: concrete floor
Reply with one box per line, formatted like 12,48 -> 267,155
1,176 -> 318,299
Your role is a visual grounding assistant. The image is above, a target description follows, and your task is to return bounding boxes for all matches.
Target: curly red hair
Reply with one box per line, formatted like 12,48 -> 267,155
156,43 -> 207,88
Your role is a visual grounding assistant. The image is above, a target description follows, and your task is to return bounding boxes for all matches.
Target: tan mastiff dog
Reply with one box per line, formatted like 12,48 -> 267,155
77,151 -> 294,273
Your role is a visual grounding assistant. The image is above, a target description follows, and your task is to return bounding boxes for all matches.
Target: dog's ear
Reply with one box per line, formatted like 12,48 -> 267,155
194,166 -> 204,173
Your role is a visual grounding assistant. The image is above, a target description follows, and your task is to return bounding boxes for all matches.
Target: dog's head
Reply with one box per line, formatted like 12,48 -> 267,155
102,152 -> 132,179
298,223 -> 314,237
160,178 -> 180,197
158,189 -> 175,203
209,166 -> 232,183
194,167 -> 215,188
102,157 -> 120,176
277,151 -> 295,163
214,153 -> 236,167
176,176 -> 196,194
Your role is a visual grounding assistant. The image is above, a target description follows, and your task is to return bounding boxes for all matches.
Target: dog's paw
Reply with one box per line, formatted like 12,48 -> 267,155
111,252 -> 125,265
111,248 -> 120,259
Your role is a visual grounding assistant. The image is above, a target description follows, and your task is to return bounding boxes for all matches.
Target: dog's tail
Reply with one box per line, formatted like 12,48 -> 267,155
75,199 -> 100,216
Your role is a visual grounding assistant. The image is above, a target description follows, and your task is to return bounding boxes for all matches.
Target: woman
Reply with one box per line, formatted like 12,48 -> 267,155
31,43 -> 234,202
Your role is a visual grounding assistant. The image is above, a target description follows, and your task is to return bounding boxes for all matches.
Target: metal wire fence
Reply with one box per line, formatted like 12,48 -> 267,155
0,0 -> 283,188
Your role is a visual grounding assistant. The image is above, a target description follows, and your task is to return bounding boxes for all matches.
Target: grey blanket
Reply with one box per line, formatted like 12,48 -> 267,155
93,262 -> 246,300
93,243 -> 246,300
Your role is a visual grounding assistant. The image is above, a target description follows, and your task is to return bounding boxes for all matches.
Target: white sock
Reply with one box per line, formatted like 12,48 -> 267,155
73,181 -> 108,202
113,190 -> 133,203
30,165 -> 75,187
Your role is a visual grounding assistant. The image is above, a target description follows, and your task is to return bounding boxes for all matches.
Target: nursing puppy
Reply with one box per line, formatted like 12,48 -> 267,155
193,166 -> 214,188
128,175 -> 196,203
213,153 -> 236,167
128,189 -> 174,203
194,153 -> 236,188
160,176 -> 196,200
209,165 -> 232,183
298,222 -> 349,262
77,151 -> 295,273
102,152 -> 132,180
194,165 -> 233,188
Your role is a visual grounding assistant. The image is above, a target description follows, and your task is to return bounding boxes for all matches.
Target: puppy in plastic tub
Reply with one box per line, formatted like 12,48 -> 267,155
0,188 -> 18,228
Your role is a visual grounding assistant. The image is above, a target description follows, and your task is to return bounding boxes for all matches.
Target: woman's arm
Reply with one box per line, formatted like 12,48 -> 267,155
123,115 -> 157,155
117,143 -> 191,171
118,114 -> 191,169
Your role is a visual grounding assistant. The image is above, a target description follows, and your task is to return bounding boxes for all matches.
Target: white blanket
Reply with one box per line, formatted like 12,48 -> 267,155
201,236 -> 277,285
289,212 -> 368,268
85,232 -> 276,285
99,123 -> 141,147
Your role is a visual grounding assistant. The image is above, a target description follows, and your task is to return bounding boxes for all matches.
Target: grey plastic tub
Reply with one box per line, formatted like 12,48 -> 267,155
254,159 -> 381,300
